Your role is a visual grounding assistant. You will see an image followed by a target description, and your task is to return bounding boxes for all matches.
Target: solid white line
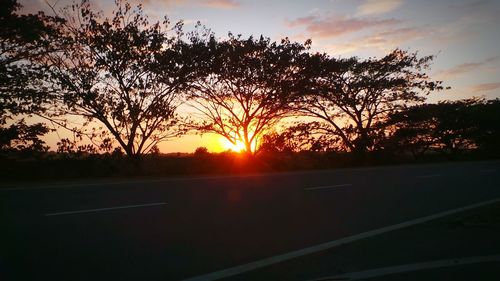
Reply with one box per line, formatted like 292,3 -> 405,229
45,202 -> 167,216
416,174 -> 441,178
181,197 -> 500,281
310,254 -> 500,281
304,184 -> 352,191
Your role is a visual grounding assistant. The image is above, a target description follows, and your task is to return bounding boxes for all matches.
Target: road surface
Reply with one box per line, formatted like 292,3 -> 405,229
1,161 -> 499,280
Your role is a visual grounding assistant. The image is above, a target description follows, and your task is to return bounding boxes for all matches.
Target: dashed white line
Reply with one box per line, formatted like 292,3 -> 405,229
309,254 -> 500,281
304,184 -> 352,191
181,197 -> 500,281
45,202 -> 167,216
416,174 -> 441,179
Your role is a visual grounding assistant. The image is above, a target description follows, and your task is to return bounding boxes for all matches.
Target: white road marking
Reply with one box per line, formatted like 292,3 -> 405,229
181,197 -> 500,281
45,202 -> 166,216
309,254 -> 500,281
304,184 -> 352,191
416,174 -> 441,179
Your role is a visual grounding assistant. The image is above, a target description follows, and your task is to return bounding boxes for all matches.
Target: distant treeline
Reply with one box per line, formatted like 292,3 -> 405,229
260,98 -> 500,157
1,0 -> 499,179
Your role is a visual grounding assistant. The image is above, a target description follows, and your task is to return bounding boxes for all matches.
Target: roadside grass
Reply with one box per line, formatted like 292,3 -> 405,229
1,150 -> 499,183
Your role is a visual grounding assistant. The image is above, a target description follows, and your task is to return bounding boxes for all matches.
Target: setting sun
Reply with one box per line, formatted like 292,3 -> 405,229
220,138 -> 246,152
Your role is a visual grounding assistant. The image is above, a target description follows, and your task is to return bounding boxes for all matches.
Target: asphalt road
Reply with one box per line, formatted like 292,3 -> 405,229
1,160 -> 499,280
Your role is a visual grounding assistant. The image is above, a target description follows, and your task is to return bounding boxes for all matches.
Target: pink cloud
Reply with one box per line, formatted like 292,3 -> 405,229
286,14 -> 401,39
357,0 -> 403,16
437,57 -> 499,79
324,26 -> 426,55
199,0 -> 241,9
471,82 -> 500,93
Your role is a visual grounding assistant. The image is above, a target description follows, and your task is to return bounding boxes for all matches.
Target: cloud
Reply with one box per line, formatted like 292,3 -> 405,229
449,0 -> 490,13
286,14 -> 401,39
124,0 -> 241,10
374,26 -> 426,42
324,26 -> 426,55
199,0 -> 241,9
357,0 -> 403,16
140,0 -> 186,4
437,57 -> 499,79
470,82 -> 500,93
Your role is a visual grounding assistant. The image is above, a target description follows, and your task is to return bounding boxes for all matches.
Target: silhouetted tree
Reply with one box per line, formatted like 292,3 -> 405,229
258,131 -> 297,153
0,120 -> 50,152
187,34 -> 311,154
0,0 -> 61,152
468,99 -> 500,154
38,0 -> 191,157
56,137 -> 97,157
194,146 -> 209,156
258,124 -> 340,153
299,49 -> 446,155
149,145 -> 160,155
385,98 -> 500,157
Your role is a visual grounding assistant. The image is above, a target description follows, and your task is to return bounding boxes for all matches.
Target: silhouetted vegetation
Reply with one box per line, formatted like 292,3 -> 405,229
383,98 -> 500,158
1,0 -> 61,155
296,49 -> 447,156
1,0 -> 499,182
186,34 -> 312,154
34,0 -> 192,157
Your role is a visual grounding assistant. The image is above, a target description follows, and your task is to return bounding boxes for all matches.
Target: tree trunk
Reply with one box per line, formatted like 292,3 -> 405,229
244,140 -> 253,155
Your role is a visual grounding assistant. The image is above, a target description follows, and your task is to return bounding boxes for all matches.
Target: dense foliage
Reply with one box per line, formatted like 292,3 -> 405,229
187,34 -> 311,154
0,0 -> 61,153
34,0 -> 192,157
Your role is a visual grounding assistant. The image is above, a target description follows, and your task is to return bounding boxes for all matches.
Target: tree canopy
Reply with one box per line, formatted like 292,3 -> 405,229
384,98 -> 500,156
0,0 -> 61,153
36,0 -> 193,156
187,34 -> 311,154
297,49 -> 446,154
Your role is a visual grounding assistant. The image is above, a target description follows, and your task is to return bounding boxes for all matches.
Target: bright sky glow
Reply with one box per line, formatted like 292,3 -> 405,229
220,138 -> 246,152
19,0 -> 500,153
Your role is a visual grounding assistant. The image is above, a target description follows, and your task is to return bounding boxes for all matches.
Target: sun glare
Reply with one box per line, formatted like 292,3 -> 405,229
220,138 -> 246,152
